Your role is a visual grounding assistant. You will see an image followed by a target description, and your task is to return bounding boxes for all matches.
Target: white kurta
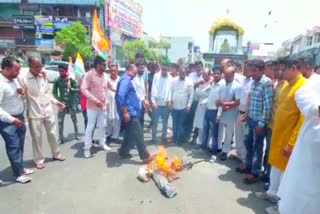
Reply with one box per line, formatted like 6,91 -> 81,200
194,81 -> 211,129
106,76 -> 120,120
278,74 -> 320,214
188,72 -> 203,101
106,75 -> 121,138
170,77 -> 194,110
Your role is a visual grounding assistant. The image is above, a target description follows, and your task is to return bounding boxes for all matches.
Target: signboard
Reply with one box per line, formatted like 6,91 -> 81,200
53,17 -> 72,30
0,39 -> 16,49
35,16 -> 54,35
110,29 -> 123,46
107,0 -> 143,38
34,15 -> 53,25
13,15 -> 34,29
35,39 -> 53,50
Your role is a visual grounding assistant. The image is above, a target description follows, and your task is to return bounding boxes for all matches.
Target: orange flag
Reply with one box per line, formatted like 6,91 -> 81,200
92,10 -> 110,59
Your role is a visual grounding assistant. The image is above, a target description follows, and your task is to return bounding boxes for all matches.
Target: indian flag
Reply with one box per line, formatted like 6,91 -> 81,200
92,10 -> 110,59
73,53 -> 85,79
68,56 -> 75,79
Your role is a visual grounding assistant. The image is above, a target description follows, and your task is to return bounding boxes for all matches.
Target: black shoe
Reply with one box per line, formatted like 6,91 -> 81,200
220,152 -> 227,161
217,149 -> 222,154
236,167 -> 251,174
60,139 -> 65,144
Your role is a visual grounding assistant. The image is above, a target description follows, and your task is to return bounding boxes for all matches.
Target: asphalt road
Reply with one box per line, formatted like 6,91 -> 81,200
0,110 -> 271,214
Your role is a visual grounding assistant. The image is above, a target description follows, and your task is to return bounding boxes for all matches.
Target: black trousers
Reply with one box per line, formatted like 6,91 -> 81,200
119,117 -> 150,161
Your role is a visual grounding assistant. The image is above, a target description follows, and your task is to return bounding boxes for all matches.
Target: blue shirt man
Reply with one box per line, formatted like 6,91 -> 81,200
115,64 -> 151,162
115,73 -> 142,120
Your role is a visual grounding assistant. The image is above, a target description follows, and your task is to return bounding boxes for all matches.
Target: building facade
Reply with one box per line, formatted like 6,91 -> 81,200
279,26 -> 320,66
0,0 -> 98,59
105,0 -> 143,61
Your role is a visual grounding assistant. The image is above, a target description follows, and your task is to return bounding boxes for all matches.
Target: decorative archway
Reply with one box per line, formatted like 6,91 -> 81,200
209,18 -> 244,54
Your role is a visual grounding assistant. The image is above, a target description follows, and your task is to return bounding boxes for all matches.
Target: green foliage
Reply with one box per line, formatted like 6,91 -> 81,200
120,39 -> 171,66
158,55 -> 171,65
148,38 -> 170,50
157,39 -> 170,50
55,21 -> 92,60
120,40 -> 155,62
97,0 -> 105,7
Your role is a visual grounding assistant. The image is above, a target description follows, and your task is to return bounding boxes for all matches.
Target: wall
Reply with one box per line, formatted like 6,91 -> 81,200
167,37 -> 193,63
0,27 -> 22,39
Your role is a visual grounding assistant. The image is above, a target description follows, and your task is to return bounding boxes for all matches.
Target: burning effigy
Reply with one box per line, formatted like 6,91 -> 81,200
137,146 -> 183,198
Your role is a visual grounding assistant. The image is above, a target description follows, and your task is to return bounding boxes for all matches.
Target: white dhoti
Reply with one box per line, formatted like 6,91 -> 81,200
194,103 -> 207,145
234,112 -> 247,162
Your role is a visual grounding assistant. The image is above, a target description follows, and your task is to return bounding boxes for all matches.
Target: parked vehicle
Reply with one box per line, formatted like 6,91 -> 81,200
48,60 -> 69,67
43,65 -> 60,83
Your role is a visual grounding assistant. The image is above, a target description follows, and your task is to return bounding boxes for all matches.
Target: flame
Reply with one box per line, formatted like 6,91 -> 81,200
170,156 -> 183,171
148,146 -> 182,178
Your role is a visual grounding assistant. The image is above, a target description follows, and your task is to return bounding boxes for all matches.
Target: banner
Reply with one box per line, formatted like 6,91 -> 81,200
53,17 -> 72,30
107,0 -> 143,38
35,15 -> 54,34
13,15 -> 34,29
110,29 -> 122,46
35,39 -> 53,50
0,39 -> 16,49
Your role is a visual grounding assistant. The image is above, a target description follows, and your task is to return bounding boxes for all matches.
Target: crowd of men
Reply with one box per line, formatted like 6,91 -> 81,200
0,52 -> 319,214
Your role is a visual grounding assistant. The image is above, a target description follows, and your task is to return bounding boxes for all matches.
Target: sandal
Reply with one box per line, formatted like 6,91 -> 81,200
24,168 -> 34,175
53,155 -> 66,161
243,174 -> 260,185
35,163 -> 45,169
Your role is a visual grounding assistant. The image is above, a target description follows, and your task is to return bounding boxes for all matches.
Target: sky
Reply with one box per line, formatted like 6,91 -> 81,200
139,0 -> 320,55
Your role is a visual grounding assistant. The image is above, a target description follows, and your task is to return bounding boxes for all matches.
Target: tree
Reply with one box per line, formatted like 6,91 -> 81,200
55,21 -> 92,60
120,40 -> 155,62
157,39 -> 170,57
148,38 -> 170,57
158,55 -> 171,65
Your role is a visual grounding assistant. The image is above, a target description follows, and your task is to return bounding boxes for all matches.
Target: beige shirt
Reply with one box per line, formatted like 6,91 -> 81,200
18,71 -> 58,119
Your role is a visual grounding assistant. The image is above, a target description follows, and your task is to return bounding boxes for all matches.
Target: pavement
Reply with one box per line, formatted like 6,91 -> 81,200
0,111 -> 271,214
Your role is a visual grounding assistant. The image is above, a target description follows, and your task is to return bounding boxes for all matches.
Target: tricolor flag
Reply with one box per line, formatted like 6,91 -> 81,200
92,10 -> 110,59
73,53 -> 85,78
68,56 -> 75,79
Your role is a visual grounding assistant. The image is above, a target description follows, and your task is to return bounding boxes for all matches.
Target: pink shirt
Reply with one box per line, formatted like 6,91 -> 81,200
81,69 -> 109,111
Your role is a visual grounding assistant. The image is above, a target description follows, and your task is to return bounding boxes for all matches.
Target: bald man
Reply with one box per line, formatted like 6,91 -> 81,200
18,57 -> 66,169
216,66 -> 240,161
